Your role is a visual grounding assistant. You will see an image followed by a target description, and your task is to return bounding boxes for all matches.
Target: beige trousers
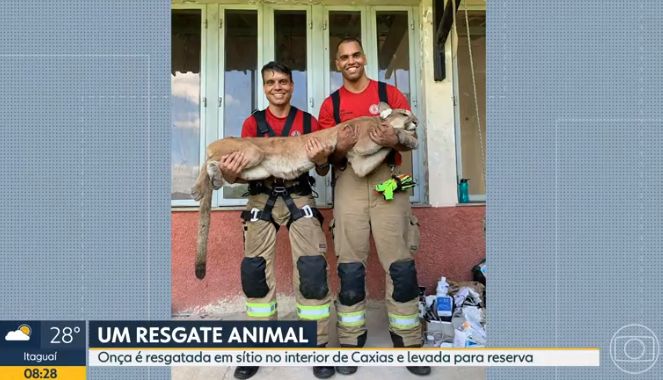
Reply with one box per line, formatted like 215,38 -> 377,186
241,180 -> 333,346
329,162 -> 422,347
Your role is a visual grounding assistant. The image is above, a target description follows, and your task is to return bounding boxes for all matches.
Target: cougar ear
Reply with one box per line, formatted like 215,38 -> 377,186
377,102 -> 392,119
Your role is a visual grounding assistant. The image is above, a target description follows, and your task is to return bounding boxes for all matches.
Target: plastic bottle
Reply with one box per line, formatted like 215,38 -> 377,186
458,179 -> 470,203
436,277 -> 453,321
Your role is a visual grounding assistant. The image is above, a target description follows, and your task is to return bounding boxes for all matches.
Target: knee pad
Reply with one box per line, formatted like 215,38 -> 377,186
297,256 -> 329,300
389,260 -> 419,303
337,262 -> 366,306
240,257 -> 269,298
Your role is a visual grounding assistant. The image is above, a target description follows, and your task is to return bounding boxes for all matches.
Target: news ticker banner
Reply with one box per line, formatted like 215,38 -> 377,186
87,348 -> 600,368
0,319 -> 599,376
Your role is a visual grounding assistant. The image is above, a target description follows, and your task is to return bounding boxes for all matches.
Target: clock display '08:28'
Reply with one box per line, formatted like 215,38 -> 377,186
23,368 -> 57,379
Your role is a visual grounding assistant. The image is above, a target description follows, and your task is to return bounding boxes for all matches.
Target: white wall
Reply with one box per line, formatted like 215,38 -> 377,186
417,0 -> 459,207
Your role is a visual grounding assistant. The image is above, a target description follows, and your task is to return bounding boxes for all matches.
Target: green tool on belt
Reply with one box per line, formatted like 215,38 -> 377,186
374,174 -> 417,200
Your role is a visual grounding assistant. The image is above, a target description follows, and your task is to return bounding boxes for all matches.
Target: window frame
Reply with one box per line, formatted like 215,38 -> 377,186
320,5 -> 368,204
368,5 -> 423,204
170,3 -> 426,208
216,4 -> 263,207
452,6 -> 486,203
263,3 -> 314,114
171,3 -> 208,208
262,4 -> 330,205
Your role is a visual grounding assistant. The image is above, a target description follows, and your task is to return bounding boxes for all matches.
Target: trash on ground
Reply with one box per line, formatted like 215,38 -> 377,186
472,258 -> 486,285
419,274 -> 487,348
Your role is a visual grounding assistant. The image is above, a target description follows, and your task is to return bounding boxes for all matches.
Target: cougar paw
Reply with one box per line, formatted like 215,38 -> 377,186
190,186 -> 202,202
207,161 -> 223,190
195,263 -> 206,280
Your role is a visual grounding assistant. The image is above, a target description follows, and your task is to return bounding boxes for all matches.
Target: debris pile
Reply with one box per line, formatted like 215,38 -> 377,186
418,259 -> 486,348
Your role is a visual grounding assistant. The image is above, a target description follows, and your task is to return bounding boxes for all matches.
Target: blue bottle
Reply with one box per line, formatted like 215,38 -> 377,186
458,178 -> 470,203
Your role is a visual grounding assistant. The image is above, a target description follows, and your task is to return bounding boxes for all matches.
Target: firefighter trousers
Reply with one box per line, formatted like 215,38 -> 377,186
240,181 -> 333,346
329,162 -> 422,348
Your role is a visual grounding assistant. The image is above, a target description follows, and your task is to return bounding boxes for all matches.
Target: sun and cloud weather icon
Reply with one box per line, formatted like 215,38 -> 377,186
5,324 -> 32,341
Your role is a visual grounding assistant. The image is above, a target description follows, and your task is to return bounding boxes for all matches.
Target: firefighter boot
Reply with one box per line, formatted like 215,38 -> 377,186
335,344 -> 358,375
391,331 -> 431,376
335,332 -> 367,375
233,366 -> 259,380
313,344 -> 336,378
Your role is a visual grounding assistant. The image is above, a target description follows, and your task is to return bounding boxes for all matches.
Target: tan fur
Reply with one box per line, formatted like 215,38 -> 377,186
191,102 -> 418,280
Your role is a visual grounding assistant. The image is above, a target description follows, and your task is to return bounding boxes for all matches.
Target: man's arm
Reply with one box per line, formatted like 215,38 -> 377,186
309,116 -> 331,176
318,98 -> 352,165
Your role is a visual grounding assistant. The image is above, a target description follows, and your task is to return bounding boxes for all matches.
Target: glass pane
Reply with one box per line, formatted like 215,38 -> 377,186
223,10 -> 258,199
375,11 -> 414,196
457,11 -> 486,196
328,11 -> 361,93
274,10 -> 308,111
171,9 -> 202,201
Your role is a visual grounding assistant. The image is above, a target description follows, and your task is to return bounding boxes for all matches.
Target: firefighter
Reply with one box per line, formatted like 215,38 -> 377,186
318,38 -> 430,376
220,61 -> 336,380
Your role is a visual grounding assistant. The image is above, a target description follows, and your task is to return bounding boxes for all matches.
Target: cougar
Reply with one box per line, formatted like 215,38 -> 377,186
191,102 -> 419,280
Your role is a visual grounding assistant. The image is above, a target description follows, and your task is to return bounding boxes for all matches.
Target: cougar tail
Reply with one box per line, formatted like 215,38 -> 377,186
191,161 -> 214,280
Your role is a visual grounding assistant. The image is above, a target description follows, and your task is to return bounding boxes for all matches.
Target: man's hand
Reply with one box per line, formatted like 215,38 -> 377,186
219,151 -> 250,184
306,137 -> 334,166
329,124 -> 358,165
337,124 -> 359,151
369,121 -> 399,148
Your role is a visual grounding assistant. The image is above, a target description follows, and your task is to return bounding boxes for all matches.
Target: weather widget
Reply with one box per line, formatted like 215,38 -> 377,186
0,321 -> 87,379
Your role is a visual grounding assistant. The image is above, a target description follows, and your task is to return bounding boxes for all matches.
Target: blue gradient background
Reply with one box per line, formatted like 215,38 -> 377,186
1,0 -> 662,379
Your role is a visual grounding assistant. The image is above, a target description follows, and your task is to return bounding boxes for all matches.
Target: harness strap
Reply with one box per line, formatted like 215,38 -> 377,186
252,106 -> 299,138
376,81 -> 398,168
303,111 -> 311,135
377,81 -> 389,104
280,106 -> 299,138
240,182 -> 324,229
330,81 -> 397,207
252,109 -> 276,137
244,107 -> 320,227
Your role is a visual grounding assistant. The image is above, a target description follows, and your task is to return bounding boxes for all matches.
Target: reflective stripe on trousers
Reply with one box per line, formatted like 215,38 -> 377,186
337,310 -> 366,326
246,301 -> 277,317
388,313 -> 420,329
297,304 -> 331,320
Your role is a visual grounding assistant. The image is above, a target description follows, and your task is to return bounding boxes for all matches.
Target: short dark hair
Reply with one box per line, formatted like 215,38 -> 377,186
336,37 -> 364,54
260,61 -> 292,83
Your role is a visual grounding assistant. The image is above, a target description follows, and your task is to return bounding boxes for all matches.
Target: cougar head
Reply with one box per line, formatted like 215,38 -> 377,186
377,102 -> 418,133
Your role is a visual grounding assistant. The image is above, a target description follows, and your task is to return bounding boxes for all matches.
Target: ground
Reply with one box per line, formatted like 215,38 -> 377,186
172,301 -> 486,380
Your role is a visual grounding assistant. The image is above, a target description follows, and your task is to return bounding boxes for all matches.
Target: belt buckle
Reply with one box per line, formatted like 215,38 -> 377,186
272,185 -> 287,195
301,204 -> 313,218
249,208 -> 261,222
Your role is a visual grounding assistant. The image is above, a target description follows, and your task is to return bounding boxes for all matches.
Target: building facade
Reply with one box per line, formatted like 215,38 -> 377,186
170,0 -> 486,315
